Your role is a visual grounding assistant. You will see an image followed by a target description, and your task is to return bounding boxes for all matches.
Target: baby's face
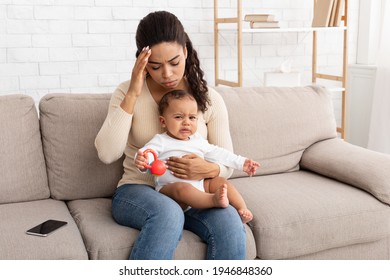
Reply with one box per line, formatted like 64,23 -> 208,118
160,96 -> 198,140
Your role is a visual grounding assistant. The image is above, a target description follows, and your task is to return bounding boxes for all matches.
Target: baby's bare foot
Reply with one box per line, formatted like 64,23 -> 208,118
238,208 -> 253,223
213,184 -> 229,208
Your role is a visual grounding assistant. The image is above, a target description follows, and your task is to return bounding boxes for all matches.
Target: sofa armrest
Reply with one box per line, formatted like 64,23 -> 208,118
301,138 -> 390,205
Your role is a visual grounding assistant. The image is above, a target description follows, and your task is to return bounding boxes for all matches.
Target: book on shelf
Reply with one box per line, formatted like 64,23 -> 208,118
244,14 -> 275,22
312,0 -> 335,27
312,0 -> 345,27
250,21 -> 280,29
329,0 -> 338,26
332,0 -> 345,26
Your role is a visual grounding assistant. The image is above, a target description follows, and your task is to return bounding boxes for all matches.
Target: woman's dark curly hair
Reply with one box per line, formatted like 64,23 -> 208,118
135,11 -> 210,113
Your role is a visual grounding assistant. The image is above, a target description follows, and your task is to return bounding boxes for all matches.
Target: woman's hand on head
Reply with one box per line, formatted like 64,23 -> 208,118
121,47 -> 151,113
166,154 -> 220,180
129,46 -> 152,97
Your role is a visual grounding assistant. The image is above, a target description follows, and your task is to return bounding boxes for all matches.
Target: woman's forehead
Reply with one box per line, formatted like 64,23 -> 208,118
149,42 -> 184,63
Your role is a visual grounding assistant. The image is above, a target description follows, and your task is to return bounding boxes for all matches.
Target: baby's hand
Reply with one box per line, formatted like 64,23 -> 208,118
243,159 -> 260,176
135,150 -> 148,172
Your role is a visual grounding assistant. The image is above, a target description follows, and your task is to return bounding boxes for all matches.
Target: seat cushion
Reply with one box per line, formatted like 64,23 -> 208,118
0,94 -> 49,204
290,238 -> 390,260
67,198 -> 257,259
39,94 -> 124,200
68,198 -> 136,260
0,199 -> 88,259
215,86 -> 337,178
231,171 -> 390,259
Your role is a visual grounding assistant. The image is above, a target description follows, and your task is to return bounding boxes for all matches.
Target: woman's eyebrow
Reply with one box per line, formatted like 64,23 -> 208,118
148,55 -> 180,65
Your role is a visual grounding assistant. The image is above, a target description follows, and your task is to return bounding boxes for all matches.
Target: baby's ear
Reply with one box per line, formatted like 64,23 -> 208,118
159,116 -> 166,127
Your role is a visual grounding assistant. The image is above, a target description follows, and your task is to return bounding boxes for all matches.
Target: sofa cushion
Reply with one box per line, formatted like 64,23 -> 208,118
291,238 -> 390,260
0,199 -> 88,259
0,94 -> 49,204
67,198 -> 136,260
39,94 -> 124,200
67,198 -> 257,260
214,86 -> 337,178
231,171 -> 390,259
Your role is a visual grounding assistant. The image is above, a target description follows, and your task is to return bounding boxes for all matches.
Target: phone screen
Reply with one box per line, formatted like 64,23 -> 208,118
26,219 -> 67,237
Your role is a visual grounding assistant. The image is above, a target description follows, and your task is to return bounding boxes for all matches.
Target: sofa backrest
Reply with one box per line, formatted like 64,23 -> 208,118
37,85 -> 337,199
215,85 -> 337,178
0,94 -> 50,204
39,94 -> 124,200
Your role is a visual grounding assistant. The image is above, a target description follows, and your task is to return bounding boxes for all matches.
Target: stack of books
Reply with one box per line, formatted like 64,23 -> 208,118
244,14 -> 280,29
312,0 -> 345,27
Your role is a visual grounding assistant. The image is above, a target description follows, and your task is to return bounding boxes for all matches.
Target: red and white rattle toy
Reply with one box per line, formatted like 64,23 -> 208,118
143,148 -> 166,176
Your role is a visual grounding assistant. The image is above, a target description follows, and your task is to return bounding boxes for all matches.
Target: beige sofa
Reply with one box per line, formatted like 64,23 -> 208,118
1,85 -> 389,260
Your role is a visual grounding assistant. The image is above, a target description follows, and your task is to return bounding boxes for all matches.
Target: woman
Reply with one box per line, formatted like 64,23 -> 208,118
95,11 -> 246,260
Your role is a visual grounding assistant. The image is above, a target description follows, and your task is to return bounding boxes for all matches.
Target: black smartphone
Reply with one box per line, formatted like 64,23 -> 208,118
26,219 -> 67,237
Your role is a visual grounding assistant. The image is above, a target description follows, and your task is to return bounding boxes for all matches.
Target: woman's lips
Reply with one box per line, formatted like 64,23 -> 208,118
163,80 -> 177,87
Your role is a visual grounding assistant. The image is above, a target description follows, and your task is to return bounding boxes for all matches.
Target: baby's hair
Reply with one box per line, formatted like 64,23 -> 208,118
158,90 -> 196,116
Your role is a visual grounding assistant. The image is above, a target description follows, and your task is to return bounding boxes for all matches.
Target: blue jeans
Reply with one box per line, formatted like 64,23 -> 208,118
112,184 -> 246,260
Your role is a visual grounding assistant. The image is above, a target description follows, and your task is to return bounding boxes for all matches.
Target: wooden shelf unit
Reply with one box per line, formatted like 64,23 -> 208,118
214,0 -> 348,139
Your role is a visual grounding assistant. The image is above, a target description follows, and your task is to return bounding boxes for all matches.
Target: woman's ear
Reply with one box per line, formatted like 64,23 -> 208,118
183,46 -> 188,59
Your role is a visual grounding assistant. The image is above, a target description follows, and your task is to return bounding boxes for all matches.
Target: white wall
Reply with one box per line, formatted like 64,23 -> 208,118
346,64 -> 376,147
0,0 -> 359,108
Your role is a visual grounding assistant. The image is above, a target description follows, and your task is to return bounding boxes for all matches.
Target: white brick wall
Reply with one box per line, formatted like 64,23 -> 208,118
0,0 -> 359,114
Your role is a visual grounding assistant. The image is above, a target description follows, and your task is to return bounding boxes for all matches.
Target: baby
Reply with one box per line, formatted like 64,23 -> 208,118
135,90 -> 259,223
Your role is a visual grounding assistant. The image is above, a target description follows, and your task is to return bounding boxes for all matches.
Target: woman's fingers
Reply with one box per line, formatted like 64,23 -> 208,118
129,47 -> 151,96
134,48 -> 150,74
166,156 -> 187,170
